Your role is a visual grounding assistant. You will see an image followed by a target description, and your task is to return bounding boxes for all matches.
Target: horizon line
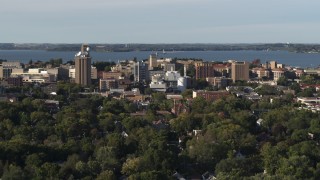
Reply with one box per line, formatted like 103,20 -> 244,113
1,42 -> 320,45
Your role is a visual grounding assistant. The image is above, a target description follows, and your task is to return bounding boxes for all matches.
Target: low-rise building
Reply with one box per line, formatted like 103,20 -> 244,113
46,68 -> 59,81
164,71 -> 187,91
193,90 -> 230,101
213,63 -> 231,77
11,68 -> 56,83
304,68 -> 320,75
297,97 -> 320,104
149,70 -> 165,81
272,68 -> 286,81
111,61 -> 134,77
0,62 -> 22,79
100,78 -> 118,91
149,74 -> 167,92
7,77 -> 23,87
103,71 -> 122,80
252,67 -> 270,79
206,77 -> 230,88
118,78 -> 131,90
161,63 -> 175,71
295,69 -> 305,77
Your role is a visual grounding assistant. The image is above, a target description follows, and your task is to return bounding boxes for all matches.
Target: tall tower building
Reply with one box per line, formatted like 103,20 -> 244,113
231,61 -> 249,82
149,53 -> 157,70
134,61 -> 148,82
75,44 -> 91,86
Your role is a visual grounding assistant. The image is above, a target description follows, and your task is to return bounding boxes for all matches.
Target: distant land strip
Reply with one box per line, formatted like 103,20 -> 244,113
0,43 -> 320,53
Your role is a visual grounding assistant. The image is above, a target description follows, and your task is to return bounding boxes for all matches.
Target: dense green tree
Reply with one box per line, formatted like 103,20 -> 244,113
181,89 -> 193,98
2,164 -> 26,180
96,170 -> 116,180
75,161 -> 88,176
284,71 -> 297,80
48,58 -> 63,67
300,75 -> 316,84
261,143 -> 282,175
193,79 -> 209,89
121,157 -> 143,175
297,87 -> 316,97
128,171 -> 168,180
0,71 -> 319,180
39,162 -> 60,179
277,155 -> 314,178
231,110 -> 257,132
290,82 -> 301,93
170,113 -> 200,135
277,76 -> 288,86
190,96 -> 208,113
215,157 -> 262,178
92,61 -> 116,71
95,146 -> 121,171
255,84 -> 282,95
186,135 -> 229,169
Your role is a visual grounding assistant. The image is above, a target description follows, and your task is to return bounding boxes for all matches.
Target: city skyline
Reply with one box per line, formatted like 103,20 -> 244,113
1,0 -> 320,43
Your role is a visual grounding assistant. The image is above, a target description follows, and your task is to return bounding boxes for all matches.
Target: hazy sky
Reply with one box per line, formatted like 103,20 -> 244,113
1,0 -> 319,43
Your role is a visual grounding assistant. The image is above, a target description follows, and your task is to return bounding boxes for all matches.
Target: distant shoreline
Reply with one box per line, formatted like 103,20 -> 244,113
1,49 -> 320,68
1,49 -> 318,54
0,43 -> 320,53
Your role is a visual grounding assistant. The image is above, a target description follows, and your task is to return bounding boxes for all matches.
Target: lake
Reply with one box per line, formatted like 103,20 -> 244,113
0,50 -> 320,68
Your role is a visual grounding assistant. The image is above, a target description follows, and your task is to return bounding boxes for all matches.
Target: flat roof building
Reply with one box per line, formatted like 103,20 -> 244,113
231,61 -> 249,82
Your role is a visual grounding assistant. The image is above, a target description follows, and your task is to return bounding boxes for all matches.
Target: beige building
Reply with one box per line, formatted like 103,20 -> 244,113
103,71 -> 122,80
75,44 -> 91,86
213,63 -> 231,76
269,61 -> 277,69
231,61 -> 249,82
0,62 -> 22,79
91,66 -> 98,80
206,77 -> 230,88
111,62 -> 134,77
149,53 -> 157,70
193,90 -> 230,101
161,63 -> 176,71
69,68 -> 76,79
252,67 -> 270,79
70,66 -> 96,80
295,69 -> 305,77
272,68 -> 285,81
277,64 -> 284,69
10,68 -> 55,83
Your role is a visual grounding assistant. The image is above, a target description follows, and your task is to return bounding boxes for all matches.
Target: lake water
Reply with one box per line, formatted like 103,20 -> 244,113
0,50 -> 320,68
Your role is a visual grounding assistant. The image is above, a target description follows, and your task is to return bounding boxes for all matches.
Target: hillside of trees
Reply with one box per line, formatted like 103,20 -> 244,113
0,83 -> 320,179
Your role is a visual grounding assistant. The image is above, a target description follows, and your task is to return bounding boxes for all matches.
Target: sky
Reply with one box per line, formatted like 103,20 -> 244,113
1,0 -> 320,43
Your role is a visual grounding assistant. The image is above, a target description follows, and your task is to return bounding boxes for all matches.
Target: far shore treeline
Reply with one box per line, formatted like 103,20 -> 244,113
1,43 -> 320,53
